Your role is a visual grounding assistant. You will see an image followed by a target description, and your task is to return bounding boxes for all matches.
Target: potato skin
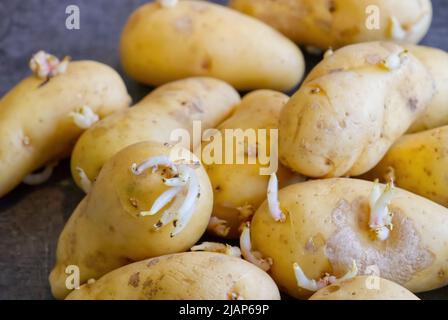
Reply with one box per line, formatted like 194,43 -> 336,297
50,142 -> 213,299
71,77 -> 239,191
363,126 -> 448,207
65,252 -> 280,300
204,90 -> 304,238
230,0 -> 432,49
251,178 -> 448,299
279,42 -> 434,178
0,61 -> 131,197
309,276 -> 419,300
406,46 -> 448,133
120,0 -> 304,91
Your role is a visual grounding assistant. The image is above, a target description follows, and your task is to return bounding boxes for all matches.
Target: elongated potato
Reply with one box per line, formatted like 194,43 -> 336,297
204,90 -> 304,238
65,252 -> 280,300
120,0 -> 304,91
230,0 -> 432,49
50,141 -> 213,299
0,57 -> 131,197
71,77 -> 239,192
363,125 -> 448,207
310,276 -> 419,300
250,178 -> 448,299
406,45 -> 448,133
279,42 -> 434,178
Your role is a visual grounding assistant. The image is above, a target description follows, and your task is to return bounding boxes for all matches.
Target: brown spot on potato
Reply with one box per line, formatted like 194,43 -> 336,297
408,98 -> 418,112
147,258 -> 160,268
128,272 -> 140,288
201,56 -> 213,71
129,198 -> 138,208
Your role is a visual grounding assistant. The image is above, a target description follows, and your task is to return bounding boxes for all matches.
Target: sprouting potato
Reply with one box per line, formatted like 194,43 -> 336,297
0,51 -> 131,197
279,42 -> 434,178
249,178 -> 448,299
50,141 -> 213,299
204,90 -> 305,239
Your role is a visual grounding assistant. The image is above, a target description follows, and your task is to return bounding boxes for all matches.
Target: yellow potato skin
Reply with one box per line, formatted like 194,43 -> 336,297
230,0 -> 432,49
279,42 -> 434,178
406,46 -> 448,133
309,276 -> 419,300
363,126 -> 448,207
0,61 -> 131,197
71,77 -> 239,191
204,90 -> 304,238
250,178 -> 448,299
120,0 -> 304,91
65,252 -> 280,300
50,142 -> 213,299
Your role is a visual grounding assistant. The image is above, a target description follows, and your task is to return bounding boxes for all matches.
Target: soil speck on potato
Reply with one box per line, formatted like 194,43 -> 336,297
128,272 -> 140,288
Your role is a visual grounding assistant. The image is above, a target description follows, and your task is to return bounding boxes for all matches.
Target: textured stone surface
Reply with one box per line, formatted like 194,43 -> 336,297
0,0 -> 447,300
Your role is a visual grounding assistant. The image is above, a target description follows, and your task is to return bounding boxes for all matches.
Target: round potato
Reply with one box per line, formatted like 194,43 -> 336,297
230,0 -> 432,49
0,55 -> 131,197
71,77 -> 239,192
363,125 -> 448,207
204,90 -> 304,238
250,178 -> 448,299
309,276 -> 419,300
279,42 -> 434,178
50,141 -> 213,299
120,0 -> 304,91
406,45 -> 448,133
65,252 -> 280,300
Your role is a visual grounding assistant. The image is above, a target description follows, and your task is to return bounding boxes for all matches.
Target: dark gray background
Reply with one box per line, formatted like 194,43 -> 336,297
0,0 -> 447,300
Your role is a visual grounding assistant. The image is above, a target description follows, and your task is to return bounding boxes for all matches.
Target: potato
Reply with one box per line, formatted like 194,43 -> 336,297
406,46 -> 448,133
279,42 -> 434,178
230,0 -> 432,49
65,252 -> 280,300
0,54 -> 131,197
363,125 -> 448,207
50,141 -> 213,299
71,77 -> 239,192
120,0 -> 305,91
250,178 -> 448,299
204,90 -> 304,238
309,276 -> 419,300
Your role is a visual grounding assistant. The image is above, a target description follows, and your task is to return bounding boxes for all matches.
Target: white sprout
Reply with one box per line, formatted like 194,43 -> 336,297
23,162 -> 58,185
76,166 -> 92,193
324,48 -> 334,59
70,106 -> 99,129
293,260 -> 358,292
170,166 -> 200,237
140,186 -> 182,217
207,216 -> 230,237
132,156 -> 201,237
131,156 -> 176,175
240,222 -> 272,271
369,181 -> 395,241
191,242 -> 241,258
381,54 -> 401,70
158,0 -> 178,8
267,173 -> 286,222
29,51 -> 70,79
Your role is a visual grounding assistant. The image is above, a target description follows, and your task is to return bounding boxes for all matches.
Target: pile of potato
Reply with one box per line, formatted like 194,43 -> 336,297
1,0 -> 448,300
